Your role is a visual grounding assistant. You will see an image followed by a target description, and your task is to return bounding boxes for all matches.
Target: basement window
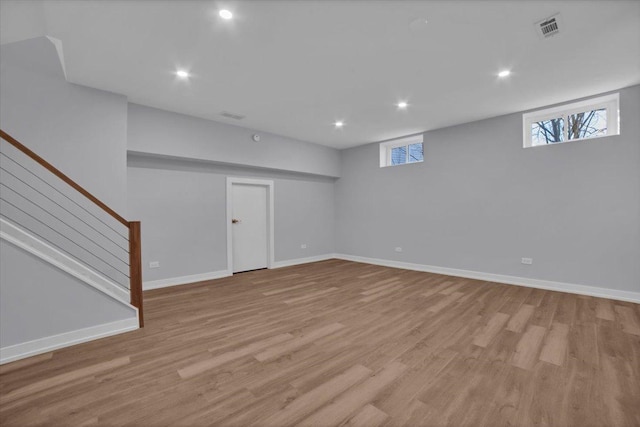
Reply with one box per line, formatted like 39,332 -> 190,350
523,93 -> 619,148
380,135 -> 424,167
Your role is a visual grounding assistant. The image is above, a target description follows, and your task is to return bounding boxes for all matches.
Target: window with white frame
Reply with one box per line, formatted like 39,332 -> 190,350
523,93 -> 619,148
379,135 -> 424,167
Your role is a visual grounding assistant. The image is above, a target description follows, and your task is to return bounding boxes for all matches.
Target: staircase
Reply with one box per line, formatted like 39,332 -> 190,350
0,129 -> 143,363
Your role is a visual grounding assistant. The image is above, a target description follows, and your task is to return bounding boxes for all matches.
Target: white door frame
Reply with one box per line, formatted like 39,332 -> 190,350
226,177 -> 275,273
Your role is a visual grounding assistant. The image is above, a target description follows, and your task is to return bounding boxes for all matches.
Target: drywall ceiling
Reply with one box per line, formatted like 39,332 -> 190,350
4,1 -> 640,149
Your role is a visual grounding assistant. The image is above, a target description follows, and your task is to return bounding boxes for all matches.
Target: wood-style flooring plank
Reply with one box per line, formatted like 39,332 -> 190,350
511,324 -> 547,370
254,322 -> 345,362
428,291 -> 464,314
615,305 -> 640,336
297,361 -> 407,427
0,356 -> 130,406
345,403 -> 389,427
505,304 -> 535,333
283,287 -> 338,304
539,321 -> 570,366
359,286 -> 404,303
262,364 -> 371,426
473,312 -> 510,348
595,298 -> 616,321
177,332 -> 293,379
420,281 -> 451,299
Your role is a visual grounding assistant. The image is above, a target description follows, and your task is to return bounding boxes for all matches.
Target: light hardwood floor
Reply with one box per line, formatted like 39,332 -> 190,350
1,259 -> 639,427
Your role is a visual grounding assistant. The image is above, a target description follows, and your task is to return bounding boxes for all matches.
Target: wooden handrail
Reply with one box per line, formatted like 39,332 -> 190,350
1,129 -> 144,328
0,129 -> 129,227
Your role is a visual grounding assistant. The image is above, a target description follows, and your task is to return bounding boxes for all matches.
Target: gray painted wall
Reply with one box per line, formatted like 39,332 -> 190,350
0,0 -> 46,45
127,155 -> 336,284
335,85 -> 640,293
0,37 -> 128,213
0,240 -> 136,348
127,103 -> 341,179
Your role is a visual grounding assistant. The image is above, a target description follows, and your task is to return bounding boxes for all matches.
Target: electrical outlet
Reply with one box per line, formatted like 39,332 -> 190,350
395,247 -> 403,253
521,258 -> 533,265
301,244 -> 307,249
149,261 -> 160,269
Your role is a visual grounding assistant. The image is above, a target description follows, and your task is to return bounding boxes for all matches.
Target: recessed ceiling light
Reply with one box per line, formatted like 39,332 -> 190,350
498,70 -> 511,78
334,121 -> 344,128
219,9 -> 233,20
176,70 -> 190,79
397,101 -> 408,109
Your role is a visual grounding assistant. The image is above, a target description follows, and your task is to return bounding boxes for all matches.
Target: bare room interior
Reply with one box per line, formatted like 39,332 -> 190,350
0,1 -> 639,426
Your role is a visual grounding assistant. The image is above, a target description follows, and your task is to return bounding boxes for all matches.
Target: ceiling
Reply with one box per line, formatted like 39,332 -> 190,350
2,1 -> 640,149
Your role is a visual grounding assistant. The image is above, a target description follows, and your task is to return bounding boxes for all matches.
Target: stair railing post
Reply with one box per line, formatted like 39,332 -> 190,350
129,221 -> 144,327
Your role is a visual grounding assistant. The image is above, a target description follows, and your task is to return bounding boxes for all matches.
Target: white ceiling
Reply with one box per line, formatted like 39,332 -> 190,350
3,1 -> 640,149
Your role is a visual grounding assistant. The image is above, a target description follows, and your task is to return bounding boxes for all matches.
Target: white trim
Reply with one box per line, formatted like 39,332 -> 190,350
145,255 -> 335,289
0,318 -> 139,365
0,218 -> 132,305
144,269 -> 232,290
226,177 -> 275,273
380,134 -> 424,167
46,36 -> 67,80
272,254 -> 335,269
333,253 -> 640,304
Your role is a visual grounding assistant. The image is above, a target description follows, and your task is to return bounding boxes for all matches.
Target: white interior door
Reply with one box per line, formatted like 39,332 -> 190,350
231,184 -> 268,273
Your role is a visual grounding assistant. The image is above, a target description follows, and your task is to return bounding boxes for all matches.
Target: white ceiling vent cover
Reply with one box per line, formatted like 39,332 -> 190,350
535,14 -> 562,39
220,111 -> 245,120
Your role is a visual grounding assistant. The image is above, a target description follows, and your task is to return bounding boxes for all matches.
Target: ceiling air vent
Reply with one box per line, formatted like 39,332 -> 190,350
535,14 -> 562,39
220,111 -> 245,120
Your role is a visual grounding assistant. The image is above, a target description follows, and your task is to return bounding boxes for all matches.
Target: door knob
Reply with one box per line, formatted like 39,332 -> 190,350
232,219 -> 240,224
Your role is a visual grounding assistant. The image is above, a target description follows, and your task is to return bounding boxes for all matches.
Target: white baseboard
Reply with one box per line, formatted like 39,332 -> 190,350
334,253 -> 640,304
272,254 -> 336,269
144,255 -> 336,290
144,269 -> 232,290
0,317 -> 139,365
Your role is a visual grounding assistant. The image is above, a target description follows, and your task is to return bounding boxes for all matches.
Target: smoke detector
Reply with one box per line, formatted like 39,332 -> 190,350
220,111 -> 245,120
535,14 -> 562,39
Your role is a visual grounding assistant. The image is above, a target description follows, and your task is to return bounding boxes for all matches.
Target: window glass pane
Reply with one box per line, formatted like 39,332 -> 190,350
408,143 -> 423,163
390,146 -> 407,165
531,117 -> 564,146
568,108 -> 607,140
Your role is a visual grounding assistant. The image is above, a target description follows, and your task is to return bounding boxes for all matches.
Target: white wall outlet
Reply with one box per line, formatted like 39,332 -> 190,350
149,261 -> 160,269
301,244 -> 307,249
395,247 -> 403,253
521,258 -> 533,265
